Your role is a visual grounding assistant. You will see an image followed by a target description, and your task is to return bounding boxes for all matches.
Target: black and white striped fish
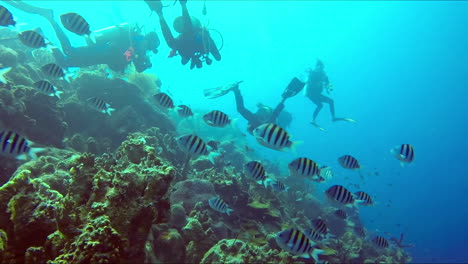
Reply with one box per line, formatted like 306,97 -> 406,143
338,155 -> 360,170
372,235 -> 389,248
208,197 -> 233,215
334,209 -> 348,219
33,80 -> 63,99
41,63 -> 72,82
18,30 -> 48,48
0,67 -> 11,84
275,228 -> 328,262
153,92 -> 174,109
304,228 -> 324,241
325,185 -> 355,205
0,130 -> 44,160
311,219 -> 328,235
203,110 -> 233,128
206,140 -> 219,151
268,179 -> 288,192
244,161 -> 269,187
288,157 -> 320,178
0,5 -> 15,27
177,134 -> 219,164
391,144 -> 415,165
176,105 -> 193,117
355,191 -> 374,206
253,123 -> 299,152
354,226 -> 366,237
87,97 -> 115,116
60,12 -> 95,42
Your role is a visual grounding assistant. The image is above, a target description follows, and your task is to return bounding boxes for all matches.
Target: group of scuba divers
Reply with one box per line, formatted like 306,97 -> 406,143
5,0 -> 354,132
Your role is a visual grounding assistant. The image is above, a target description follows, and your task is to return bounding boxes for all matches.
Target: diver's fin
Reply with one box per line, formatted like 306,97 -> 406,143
203,81 -> 243,99
311,122 -> 326,131
0,67 -> 12,84
282,77 -> 305,98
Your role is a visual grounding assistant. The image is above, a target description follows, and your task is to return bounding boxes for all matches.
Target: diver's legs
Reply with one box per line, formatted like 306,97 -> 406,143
321,95 -> 336,120
232,87 -> 256,121
6,1 -> 74,55
312,102 -> 324,122
153,1 -> 176,49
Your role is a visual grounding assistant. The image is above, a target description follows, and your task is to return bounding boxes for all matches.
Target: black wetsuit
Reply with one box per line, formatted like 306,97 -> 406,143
155,1 -> 220,68
306,68 -> 336,120
232,87 -> 286,135
5,1 -> 152,72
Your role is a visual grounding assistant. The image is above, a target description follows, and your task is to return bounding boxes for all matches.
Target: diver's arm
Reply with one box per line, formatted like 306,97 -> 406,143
180,0 -> 193,32
233,87 -> 256,121
5,0 -> 73,54
268,98 -> 286,123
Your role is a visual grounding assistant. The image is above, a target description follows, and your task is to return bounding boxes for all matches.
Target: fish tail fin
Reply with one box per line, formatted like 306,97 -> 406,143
0,67 -> 12,84
400,162 -> 406,167
208,151 -> 220,164
106,107 -> 116,116
28,147 -> 46,160
226,208 -> 233,216
86,32 -> 97,44
289,140 -> 303,155
264,178 -> 273,188
54,90 -> 64,99
310,249 -> 325,263
230,118 -> 239,128
64,72 -> 76,83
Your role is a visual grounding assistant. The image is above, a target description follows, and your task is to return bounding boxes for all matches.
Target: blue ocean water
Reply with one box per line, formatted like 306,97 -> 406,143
9,1 -> 468,263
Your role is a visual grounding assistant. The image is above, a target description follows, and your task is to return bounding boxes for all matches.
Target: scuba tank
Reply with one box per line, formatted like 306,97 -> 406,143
90,23 -> 131,46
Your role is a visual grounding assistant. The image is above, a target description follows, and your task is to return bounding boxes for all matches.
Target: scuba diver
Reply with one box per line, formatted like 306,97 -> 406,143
5,1 -> 160,73
204,77 -> 305,135
306,59 -> 355,131
145,0 -> 221,69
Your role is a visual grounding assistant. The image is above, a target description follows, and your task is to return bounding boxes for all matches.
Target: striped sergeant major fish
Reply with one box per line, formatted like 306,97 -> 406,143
0,67 -> 12,84
176,105 -> 193,117
355,191 -> 374,206
267,179 -> 289,192
244,161 -> 271,187
0,130 -> 44,160
354,226 -> 366,238
87,97 -> 115,116
18,30 -> 49,49
334,209 -> 347,219
41,63 -> 73,83
372,235 -> 389,248
325,185 -> 355,206
0,5 -> 15,27
338,154 -> 360,170
253,123 -> 301,152
153,92 -> 174,109
288,157 -> 320,178
208,197 -> 233,216
60,12 -> 96,43
33,80 -> 63,99
275,229 -> 336,262
311,219 -> 328,235
176,134 -> 219,164
391,144 -> 415,166
203,110 -> 234,128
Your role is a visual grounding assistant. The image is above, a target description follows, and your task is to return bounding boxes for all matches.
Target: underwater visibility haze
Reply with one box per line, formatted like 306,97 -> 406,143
0,0 -> 467,263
